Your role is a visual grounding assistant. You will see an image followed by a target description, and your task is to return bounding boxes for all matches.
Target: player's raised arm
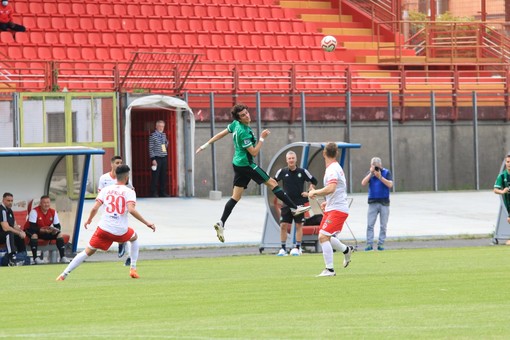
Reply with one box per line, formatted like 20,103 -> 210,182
196,128 -> 230,154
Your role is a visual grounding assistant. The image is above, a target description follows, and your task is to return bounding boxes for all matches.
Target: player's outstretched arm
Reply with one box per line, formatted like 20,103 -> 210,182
196,128 -> 229,154
127,203 -> 156,232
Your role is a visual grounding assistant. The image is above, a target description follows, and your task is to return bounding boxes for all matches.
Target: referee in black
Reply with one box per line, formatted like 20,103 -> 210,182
274,151 -> 318,256
0,192 -> 27,265
149,120 -> 169,197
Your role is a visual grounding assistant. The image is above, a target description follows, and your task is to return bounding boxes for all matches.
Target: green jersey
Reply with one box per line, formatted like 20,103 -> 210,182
494,169 -> 510,213
227,120 -> 257,167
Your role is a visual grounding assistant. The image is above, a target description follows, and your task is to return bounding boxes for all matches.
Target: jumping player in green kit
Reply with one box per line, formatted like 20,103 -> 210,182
196,104 -> 311,243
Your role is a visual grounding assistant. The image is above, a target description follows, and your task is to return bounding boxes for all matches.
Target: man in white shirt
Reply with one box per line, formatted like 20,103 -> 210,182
57,165 -> 155,281
308,142 -> 354,277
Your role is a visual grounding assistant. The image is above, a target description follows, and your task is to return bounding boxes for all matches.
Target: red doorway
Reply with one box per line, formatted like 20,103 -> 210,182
130,108 -> 177,197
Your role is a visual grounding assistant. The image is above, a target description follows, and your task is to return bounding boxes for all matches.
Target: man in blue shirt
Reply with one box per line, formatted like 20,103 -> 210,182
361,157 -> 393,251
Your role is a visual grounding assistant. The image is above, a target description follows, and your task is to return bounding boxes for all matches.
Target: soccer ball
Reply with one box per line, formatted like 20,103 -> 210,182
321,35 -> 337,52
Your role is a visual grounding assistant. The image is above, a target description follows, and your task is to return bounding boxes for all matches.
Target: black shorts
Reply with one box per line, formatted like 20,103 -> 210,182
233,164 -> 270,189
279,206 -> 305,224
26,228 -> 59,240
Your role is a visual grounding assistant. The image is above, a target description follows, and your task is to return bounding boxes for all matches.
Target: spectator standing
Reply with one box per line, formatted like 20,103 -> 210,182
274,150 -> 317,256
493,153 -> 510,224
57,165 -> 156,281
0,192 -> 27,266
0,0 -> 26,34
25,195 -> 69,264
149,120 -> 169,197
195,104 -> 311,243
308,142 -> 354,277
361,157 -> 393,251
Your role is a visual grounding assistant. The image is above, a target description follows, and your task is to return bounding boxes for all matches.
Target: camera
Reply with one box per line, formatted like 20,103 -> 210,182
374,166 -> 380,172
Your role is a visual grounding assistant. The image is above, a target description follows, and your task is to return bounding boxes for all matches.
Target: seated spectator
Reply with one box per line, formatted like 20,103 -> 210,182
25,195 -> 69,264
0,192 -> 27,266
0,0 -> 26,34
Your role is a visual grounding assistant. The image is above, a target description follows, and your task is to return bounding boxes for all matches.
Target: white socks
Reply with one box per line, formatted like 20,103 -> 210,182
130,239 -> 139,269
330,236 -> 347,253
320,241 -> 334,269
63,250 -> 89,275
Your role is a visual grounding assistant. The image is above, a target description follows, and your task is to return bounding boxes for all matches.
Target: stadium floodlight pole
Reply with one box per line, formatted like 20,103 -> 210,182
209,92 -> 218,191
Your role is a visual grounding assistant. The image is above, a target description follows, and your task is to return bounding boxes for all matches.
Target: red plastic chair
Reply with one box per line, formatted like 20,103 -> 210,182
205,5 -> 220,17
134,18 -> 150,32
44,3 -> 58,13
180,5 -> 194,17
258,7 -> 271,18
162,19 -> 176,31
66,47 -> 81,60
8,46 -> 22,59
129,33 -> 144,46
143,33 -> 157,46
87,31 -> 102,45
121,19 -> 135,31
36,17 -> 51,30
108,18 -> 122,31
140,5 -> 155,16
93,18 -> 108,31
86,4 -> 100,15
228,20 -> 241,32
116,32 -> 131,46
263,34 -> 276,46
184,33 -> 198,46
188,19 -> 203,32
149,19 -> 162,31
210,34 -> 225,47
44,31 -> 59,44
29,31 -> 44,43
245,7 -> 260,18
22,46 -> 37,59
194,5 -> 208,17
79,17 -> 94,30
110,48 -> 125,61
22,16 -> 36,29
215,20 -> 229,32
15,2 -> 28,13
81,47 -> 95,60
197,33 -> 212,46
51,17 -> 66,30
29,2 -> 44,14
65,17 -> 80,30
59,32 -> 73,45
154,5 -> 168,17
14,32 -> 28,43
100,3 -> 114,16
201,19 -> 214,32
38,46 -> 52,60
74,32 -> 87,46
289,34 -> 303,47
126,5 -> 141,16
71,3 -> 86,15
232,6 -> 246,18
156,33 -> 171,46
250,34 -> 264,46
57,3 -> 72,15
52,46 -> 67,60
170,33 -> 184,46
113,4 -> 127,17
220,6 -> 233,18
96,48 -> 110,60
102,32 -> 116,46
254,21 -> 268,33
224,34 -> 238,47
0,31 -> 15,43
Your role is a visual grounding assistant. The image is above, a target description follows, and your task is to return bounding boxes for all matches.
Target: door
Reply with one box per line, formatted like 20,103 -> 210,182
130,108 -> 177,197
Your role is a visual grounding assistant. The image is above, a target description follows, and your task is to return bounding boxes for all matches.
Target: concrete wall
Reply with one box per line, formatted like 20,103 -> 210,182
193,120 -> 510,197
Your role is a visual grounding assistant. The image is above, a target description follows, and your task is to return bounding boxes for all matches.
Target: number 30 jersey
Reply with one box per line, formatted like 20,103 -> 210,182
96,184 -> 136,235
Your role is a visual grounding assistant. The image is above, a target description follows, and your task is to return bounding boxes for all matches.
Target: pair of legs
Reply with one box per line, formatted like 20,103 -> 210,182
278,206 -> 305,255
366,203 -> 389,249
0,230 -> 26,263
215,164 -> 307,242
27,228 -> 67,263
317,210 -> 353,277
150,156 -> 168,197
57,227 -> 140,280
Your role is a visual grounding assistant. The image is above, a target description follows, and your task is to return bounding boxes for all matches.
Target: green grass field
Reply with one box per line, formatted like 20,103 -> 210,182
2,246 -> 510,339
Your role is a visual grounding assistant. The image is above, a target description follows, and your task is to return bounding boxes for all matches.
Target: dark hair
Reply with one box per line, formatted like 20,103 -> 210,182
111,155 -> 122,163
3,192 -> 13,199
324,142 -> 338,159
231,104 -> 248,121
40,195 -> 50,201
116,164 -> 130,176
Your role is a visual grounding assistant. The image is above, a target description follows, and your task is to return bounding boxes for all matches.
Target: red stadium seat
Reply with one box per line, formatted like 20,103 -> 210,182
154,5 -> 168,17
267,21 -> 280,33
250,34 -> 264,46
15,2 -> 28,13
51,17 -> 66,30
237,34 -> 250,47
194,5 -> 208,17
0,31 -> 14,43
22,16 -> 36,30
170,33 -> 184,46
66,47 -> 81,60
108,18 -> 122,31
14,32 -> 28,43
121,19 -> 135,31
258,7 -> 271,18
224,34 -> 239,47
162,19 -> 176,31
241,20 -> 255,33
201,19 -> 215,32
276,35 -> 290,46
289,35 -> 303,46
263,34 -> 277,46
100,3 -> 114,16
215,20 -> 229,32
129,33 -> 144,46
57,3 -> 72,15
149,19 -> 162,31
52,46 -> 67,60
29,31 -> 44,43
29,2 -> 43,14
86,4 -> 100,15
102,32 -> 116,46
254,20 -> 268,32
88,32 -> 102,45
36,17 -> 51,30
44,3 -> 58,13
245,7 -> 260,18
228,20 -> 241,32
205,5 -> 220,17
210,34 -> 225,47
126,5 -> 141,16
197,33 -> 212,46
79,17 -> 94,30
96,47 -> 110,60
180,5 -> 194,17
183,33 -> 198,46
156,33 -> 171,46
65,17 -> 80,30
93,18 -> 108,31
59,32 -> 73,45
141,5 -> 155,16
74,32 -> 87,46
220,6 -> 234,18
110,48 -> 125,61
188,19 -> 203,32
81,47 -> 95,60
233,6 -> 246,18
116,33 -> 131,46
135,18 -> 150,31
113,4 -> 127,16
38,46 -> 52,60
143,33 -> 157,46
44,31 -> 59,44
8,46 -> 23,59
71,3 -> 86,15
